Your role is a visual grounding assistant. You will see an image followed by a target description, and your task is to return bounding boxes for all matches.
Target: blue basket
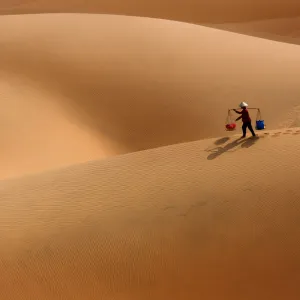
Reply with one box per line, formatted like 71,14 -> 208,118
256,120 -> 265,130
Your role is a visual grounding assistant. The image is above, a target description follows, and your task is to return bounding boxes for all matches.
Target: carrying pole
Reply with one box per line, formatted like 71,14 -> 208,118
228,108 -> 259,111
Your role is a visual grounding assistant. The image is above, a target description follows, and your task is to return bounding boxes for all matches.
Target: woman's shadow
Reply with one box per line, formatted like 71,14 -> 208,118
207,136 -> 259,160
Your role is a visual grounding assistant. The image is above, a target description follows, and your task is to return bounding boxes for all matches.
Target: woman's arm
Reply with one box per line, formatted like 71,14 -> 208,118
233,109 -> 242,114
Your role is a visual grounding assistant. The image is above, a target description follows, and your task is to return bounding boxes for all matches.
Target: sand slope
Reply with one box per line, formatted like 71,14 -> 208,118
0,76 -> 106,179
1,4 -> 300,299
1,130 -> 300,299
1,14 -> 300,180
1,0 -> 300,24
2,1 -> 300,45
2,0 -> 300,45
207,16 -> 300,45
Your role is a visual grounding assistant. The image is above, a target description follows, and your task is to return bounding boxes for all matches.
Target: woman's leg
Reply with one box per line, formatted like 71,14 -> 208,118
248,122 -> 256,136
242,123 -> 247,137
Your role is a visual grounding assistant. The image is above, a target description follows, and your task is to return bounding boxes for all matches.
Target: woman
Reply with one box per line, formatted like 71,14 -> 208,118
234,102 -> 256,138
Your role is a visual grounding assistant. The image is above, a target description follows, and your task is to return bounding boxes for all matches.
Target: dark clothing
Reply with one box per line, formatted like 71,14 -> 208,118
236,109 -> 251,123
234,108 -> 256,137
242,122 -> 256,137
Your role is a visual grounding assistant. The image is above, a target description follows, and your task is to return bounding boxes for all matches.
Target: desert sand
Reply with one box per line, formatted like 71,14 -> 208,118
1,0 -> 300,24
2,14 -> 300,179
206,16 -> 300,45
2,130 -> 300,299
1,2 -> 300,300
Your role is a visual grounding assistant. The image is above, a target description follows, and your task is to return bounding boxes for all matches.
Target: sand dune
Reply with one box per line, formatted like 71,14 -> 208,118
1,130 -> 300,299
1,0 -> 300,24
207,16 -> 300,45
1,2 -> 300,299
1,14 -> 300,180
0,77 -> 106,179
2,0 -> 300,46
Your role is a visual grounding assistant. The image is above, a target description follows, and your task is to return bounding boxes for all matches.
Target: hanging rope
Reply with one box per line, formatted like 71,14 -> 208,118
256,108 -> 262,121
255,108 -> 265,130
225,110 -> 236,131
225,110 -> 233,124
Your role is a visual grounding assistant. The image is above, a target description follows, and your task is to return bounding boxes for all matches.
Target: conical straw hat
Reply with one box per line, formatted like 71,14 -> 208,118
239,102 -> 248,108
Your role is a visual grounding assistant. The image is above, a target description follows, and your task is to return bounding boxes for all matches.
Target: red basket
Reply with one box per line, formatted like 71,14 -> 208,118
225,110 -> 237,131
225,123 -> 236,131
